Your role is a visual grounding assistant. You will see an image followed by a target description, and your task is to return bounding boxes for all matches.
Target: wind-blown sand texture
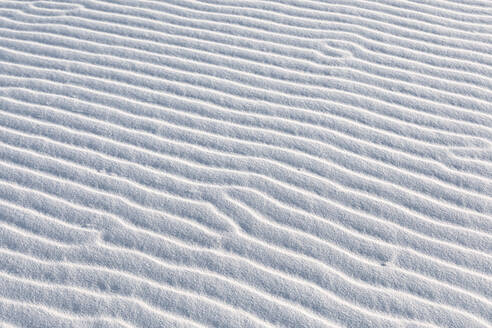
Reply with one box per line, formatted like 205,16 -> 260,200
0,0 -> 491,327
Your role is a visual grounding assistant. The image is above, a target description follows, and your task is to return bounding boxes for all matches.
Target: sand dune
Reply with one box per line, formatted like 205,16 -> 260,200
0,0 -> 491,327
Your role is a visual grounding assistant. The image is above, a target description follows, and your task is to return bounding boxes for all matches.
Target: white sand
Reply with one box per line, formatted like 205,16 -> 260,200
0,0 -> 491,327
